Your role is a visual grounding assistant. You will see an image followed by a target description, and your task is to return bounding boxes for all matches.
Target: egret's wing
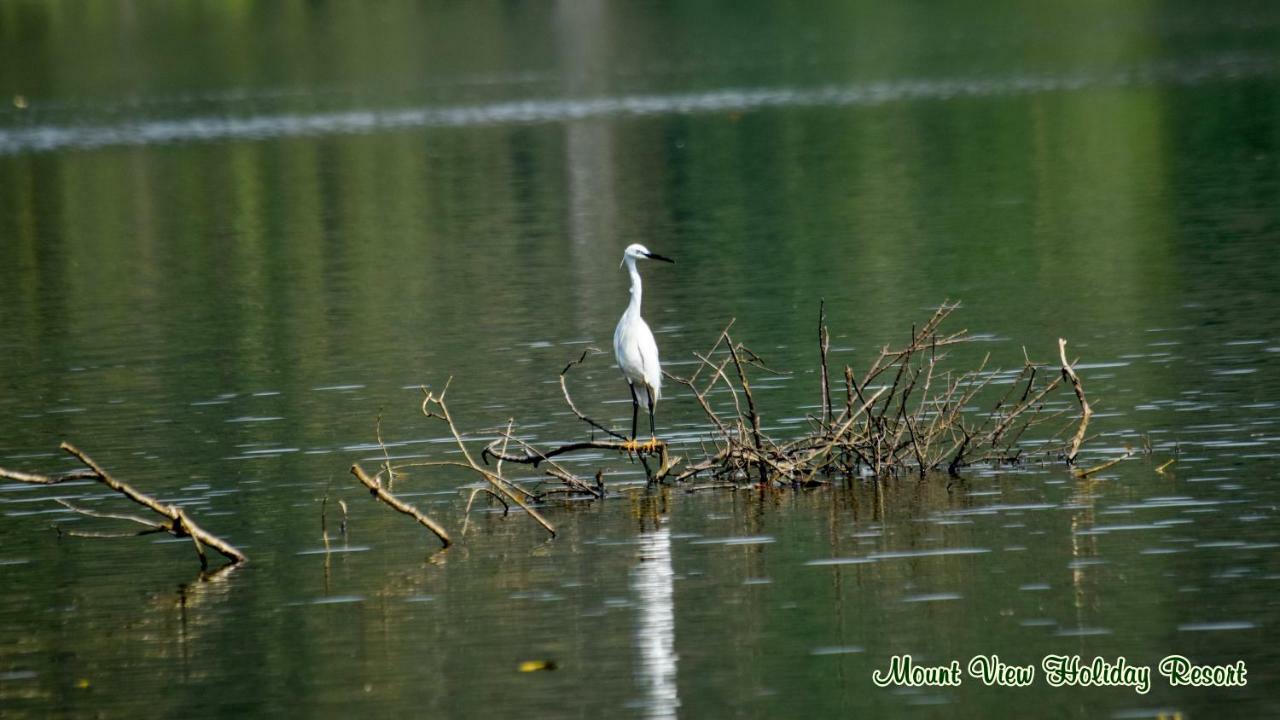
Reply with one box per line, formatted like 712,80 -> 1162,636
635,329 -> 662,402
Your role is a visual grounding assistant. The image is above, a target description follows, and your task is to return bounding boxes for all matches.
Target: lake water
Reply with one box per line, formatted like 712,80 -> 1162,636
2,2 -> 1279,717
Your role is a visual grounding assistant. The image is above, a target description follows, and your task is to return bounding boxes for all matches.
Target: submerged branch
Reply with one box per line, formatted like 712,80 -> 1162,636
1073,451 -> 1133,479
0,467 -> 99,485
483,437 -> 671,481
351,463 -> 451,548
419,383 -> 557,537
0,443 -> 247,569
61,442 -> 247,567
1059,338 -> 1093,465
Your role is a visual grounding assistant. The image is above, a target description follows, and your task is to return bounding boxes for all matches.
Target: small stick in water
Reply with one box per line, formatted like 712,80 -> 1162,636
351,463 -> 451,548
1058,338 -> 1092,465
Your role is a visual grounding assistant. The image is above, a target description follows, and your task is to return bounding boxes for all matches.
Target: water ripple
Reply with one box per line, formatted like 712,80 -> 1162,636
1,54 -> 1274,156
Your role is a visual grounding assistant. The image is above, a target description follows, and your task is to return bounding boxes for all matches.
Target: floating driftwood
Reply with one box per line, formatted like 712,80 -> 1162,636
0,442 -> 246,569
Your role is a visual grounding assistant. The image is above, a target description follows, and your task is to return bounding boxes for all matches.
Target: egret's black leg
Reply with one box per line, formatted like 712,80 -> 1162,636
646,386 -> 657,440
629,383 -> 640,441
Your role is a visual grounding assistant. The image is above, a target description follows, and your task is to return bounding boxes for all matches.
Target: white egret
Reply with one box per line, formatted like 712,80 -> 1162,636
614,243 -> 675,444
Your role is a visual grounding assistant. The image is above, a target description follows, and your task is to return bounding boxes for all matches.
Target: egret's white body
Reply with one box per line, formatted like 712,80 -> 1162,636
614,243 -> 674,440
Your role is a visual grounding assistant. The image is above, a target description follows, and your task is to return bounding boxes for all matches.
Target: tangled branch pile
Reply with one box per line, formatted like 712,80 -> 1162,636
667,301 -> 1075,484
352,302 -> 1098,540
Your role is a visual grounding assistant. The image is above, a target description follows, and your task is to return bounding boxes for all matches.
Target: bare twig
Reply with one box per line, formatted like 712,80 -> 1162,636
54,498 -> 165,530
351,463 -> 451,548
560,349 -> 627,441
0,444 -> 247,568
0,467 -> 99,485
1059,338 -> 1092,465
726,336 -> 765,482
59,442 -> 247,567
421,383 -> 557,537
1073,452 -> 1131,479
819,299 -> 832,426
376,410 -> 396,490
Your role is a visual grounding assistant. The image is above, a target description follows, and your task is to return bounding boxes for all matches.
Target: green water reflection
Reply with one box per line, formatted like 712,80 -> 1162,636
2,1 -> 1279,718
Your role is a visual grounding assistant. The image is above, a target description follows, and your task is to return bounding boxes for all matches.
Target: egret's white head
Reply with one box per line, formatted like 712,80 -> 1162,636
621,243 -> 675,268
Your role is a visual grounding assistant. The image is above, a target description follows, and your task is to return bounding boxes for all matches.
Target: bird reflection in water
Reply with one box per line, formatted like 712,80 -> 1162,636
632,493 -> 679,718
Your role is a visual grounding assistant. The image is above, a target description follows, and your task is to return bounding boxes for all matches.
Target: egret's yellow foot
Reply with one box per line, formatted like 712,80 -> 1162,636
620,438 -> 661,453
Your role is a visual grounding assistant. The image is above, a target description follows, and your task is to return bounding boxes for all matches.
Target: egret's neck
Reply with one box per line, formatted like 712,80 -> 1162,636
624,257 -> 643,318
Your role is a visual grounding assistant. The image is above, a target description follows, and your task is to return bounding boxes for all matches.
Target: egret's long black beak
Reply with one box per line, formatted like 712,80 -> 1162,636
644,251 -> 675,264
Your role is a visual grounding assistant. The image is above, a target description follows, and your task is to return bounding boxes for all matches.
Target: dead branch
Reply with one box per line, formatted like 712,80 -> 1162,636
484,430 -> 607,498
494,417 -> 515,478
819,299 -> 832,426
561,349 -> 627,440
726,336 -> 766,482
467,486 -> 511,514
419,383 -> 557,537
460,486 -> 511,537
484,436 -> 671,476
60,442 -> 247,567
376,410 -> 397,489
0,443 -> 247,568
1073,452 -> 1132,479
54,498 -> 165,530
1059,338 -> 1093,465
320,493 -> 348,548
541,467 -> 602,498
685,483 -> 740,493
351,463 -> 451,547
348,302 -> 1100,548
0,467 -> 99,484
